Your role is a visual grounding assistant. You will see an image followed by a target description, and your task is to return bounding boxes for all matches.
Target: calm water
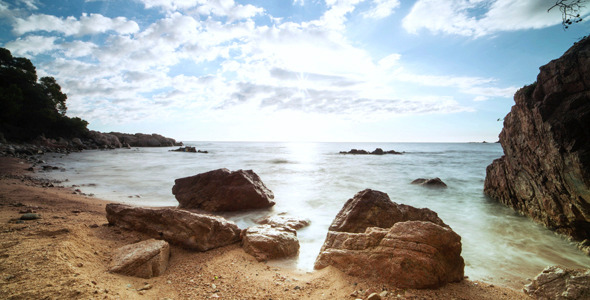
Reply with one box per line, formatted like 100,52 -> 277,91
41,142 -> 590,288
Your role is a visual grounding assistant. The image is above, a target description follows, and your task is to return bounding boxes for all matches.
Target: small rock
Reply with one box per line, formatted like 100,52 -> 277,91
20,213 -> 41,220
137,284 -> 152,291
367,293 -> 381,300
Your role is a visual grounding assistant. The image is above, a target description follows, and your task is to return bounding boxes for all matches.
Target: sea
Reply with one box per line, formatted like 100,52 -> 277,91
40,142 -> 590,288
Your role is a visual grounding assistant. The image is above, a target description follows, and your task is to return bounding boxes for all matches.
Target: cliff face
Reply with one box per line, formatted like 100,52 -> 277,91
484,36 -> 590,241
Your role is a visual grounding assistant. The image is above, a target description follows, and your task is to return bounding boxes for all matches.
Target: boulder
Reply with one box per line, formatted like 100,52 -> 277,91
411,178 -> 448,188
172,168 -> 275,212
484,36 -> 590,241
105,203 -> 241,251
339,148 -> 402,155
255,213 -> 310,231
314,189 -> 463,289
109,239 -> 170,278
524,266 -> 590,300
315,221 -> 464,289
328,189 -> 448,233
241,225 -> 300,261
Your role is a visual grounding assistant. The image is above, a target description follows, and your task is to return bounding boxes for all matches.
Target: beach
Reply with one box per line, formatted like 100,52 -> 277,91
0,156 -> 529,299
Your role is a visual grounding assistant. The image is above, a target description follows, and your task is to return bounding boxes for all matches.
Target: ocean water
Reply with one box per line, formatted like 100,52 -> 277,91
41,142 -> 590,288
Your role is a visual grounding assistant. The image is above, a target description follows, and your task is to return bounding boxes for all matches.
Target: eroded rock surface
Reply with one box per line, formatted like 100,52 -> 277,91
255,213 -> 310,231
109,239 -> 170,278
172,168 -> 275,212
484,37 -> 590,241
241,225 -> 299,261
524,266 -> 590,300
411,178 -> 448,188
106,203 -> 241,251
314,189 -> 463,289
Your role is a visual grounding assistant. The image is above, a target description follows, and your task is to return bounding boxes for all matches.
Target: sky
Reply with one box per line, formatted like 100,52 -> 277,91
1,0 -> 589,142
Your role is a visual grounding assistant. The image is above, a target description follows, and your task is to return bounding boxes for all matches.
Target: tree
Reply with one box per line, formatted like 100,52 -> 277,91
549,0 -> 586,29
0,47 -> 89,141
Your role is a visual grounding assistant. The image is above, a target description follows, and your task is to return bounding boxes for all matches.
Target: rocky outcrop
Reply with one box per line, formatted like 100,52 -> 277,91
105,203 -> 241,251
411,178 -> 448,188
241,225 -> 300,261
255,213 -> 310,231
172,168 -> 275,212
524,266 -> 590,299
314,189 -> 463,289
340,148 -> 402,155
484,37 -> 590,241
109,132 -> 182,147
170,146 -> 208,153
109,239 -> 170,278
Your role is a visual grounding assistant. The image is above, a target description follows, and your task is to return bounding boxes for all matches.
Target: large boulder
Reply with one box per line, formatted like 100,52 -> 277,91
172,168 -> 275,212
524,266 -> 590,300
109,239 -> 170,278
105,203 -> 241,251
314,189 -> 463,289
484,37 -> 590,241
328,189 -> 448,233
411,178 -> 448,188
241,225 -> 300,261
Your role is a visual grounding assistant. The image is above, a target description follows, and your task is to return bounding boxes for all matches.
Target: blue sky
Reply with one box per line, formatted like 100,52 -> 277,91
1,0 -> 588,142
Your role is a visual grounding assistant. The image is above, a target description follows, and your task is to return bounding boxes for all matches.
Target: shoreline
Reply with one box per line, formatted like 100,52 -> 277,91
0,156 -> 529,299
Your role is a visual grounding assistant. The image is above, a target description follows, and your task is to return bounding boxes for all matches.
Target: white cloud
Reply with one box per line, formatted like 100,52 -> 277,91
5,35 -> 58,55
13,13 -> 140,36
362,0 -> 400,19
402,0 -> 582,37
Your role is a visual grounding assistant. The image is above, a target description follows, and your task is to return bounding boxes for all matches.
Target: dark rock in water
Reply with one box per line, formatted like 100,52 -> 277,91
20,213 -> 41,220
170,146 -> 208,153
105,203 -> 241,251
314,189 -> 463,289
524,266 -> 590,299
109,239 -> 170,279
484,36 -> 590,241
241,224 -> 299,261
340,148 -> 402,155
411,177 -> 448,188
172,168 -> 275,212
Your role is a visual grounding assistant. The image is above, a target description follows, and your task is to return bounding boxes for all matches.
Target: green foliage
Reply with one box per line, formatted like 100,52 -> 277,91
0,48 -> 89,141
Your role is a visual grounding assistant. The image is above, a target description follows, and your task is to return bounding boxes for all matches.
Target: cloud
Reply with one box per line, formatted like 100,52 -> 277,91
138,0 -> 263,20
402,0 -> 581,37
4,35 -> 58,55
362,0 -> 401,19
13,13 -> 139,36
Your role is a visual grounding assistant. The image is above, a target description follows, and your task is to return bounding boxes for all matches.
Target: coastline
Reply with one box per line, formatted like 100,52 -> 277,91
0,157 -> 529,299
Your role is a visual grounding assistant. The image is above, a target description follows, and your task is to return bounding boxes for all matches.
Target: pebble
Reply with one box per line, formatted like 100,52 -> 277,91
367,292 -> 381,300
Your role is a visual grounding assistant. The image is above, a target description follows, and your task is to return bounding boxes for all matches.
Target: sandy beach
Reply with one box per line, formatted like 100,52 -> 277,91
0,157 -> 529,299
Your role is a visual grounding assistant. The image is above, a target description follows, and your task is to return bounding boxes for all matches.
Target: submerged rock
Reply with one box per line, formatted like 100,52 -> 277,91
105,203 -> 241,251
255,213 -> 310,231
314,189 -> 463,289
172,168 -> 275,212
339,148 -> 402,155
241,225 -> 299,261
484,36 -> 590,241
524,266 -> 590,300
109,239 -> 170,279
411,178 -> 448,188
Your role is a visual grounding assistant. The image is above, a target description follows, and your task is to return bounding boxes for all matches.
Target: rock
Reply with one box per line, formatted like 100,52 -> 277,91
314,189 -> 463,289
20,213 -> 41,220
255,213 -> 310,231
367,292 -> 381,300
315,221 -> 464,289
484,36 -> 590,241
339,148 -> 402,155
109,239 -> 170,279
105,203 -> 241,251
172,168 -> 275,212
241,224 -> 299,261
170,146 -> 208,153
524,266 -> 590,300
328,189 -> 448,233
411,178 -> 448,188
109,132 -> 182,147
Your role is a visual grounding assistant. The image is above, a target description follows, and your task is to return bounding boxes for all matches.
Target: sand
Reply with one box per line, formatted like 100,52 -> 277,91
0,157 -> 530,299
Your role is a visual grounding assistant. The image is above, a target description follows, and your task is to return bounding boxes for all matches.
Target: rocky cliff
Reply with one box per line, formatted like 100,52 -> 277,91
484,36 -> 590,243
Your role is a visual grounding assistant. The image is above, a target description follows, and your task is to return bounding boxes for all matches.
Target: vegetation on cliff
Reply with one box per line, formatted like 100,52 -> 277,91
0,47 -> 89,142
